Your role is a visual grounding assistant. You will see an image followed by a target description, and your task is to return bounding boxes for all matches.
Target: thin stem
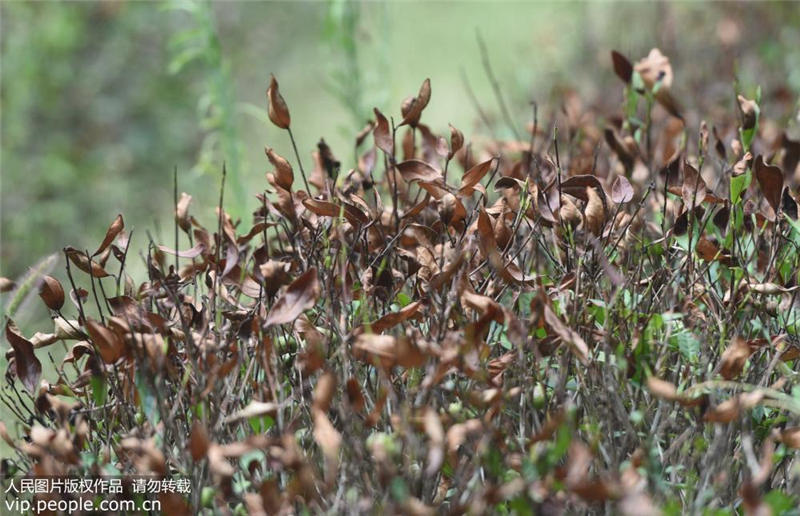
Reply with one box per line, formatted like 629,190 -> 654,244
287,127 -> 312,193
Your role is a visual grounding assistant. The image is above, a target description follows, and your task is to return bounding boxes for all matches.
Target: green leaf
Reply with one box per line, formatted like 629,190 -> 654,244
90,375 -> 107,407
730,169 -> 752,205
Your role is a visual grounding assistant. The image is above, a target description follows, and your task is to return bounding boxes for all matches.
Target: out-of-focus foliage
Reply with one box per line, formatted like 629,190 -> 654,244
1,2 -> 202,277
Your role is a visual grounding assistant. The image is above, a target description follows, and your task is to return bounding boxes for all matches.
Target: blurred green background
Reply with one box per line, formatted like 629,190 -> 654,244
2,0 -> 800,330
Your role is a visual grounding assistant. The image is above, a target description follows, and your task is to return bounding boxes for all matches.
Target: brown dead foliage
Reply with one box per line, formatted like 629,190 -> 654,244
3,44 -> 800,514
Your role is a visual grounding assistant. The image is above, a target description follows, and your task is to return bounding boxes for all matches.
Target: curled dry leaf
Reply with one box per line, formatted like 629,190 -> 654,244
448,124 -> 464,160
373,108 -> 393,156
266,75 -> 291,129
459,158 -> 494,196
94,214 -> 124,256
176,192 -> 192,232
396,159 -> 443,184
64,247 -> 111,278
719,337 -> 752,380
605,127 -> 636,173
265,267 -> 320,327
157,242 -> 205,259
266,147 -> 294,191
303,198 -> 341,218
85,318 -> 125,364
583,186 -> 606,236
345,377 -> 365,412
357,300 -> 424,335
353,334 -> 426,369
38,275 -> 65,311
560,175 -> 607,205
6,319 -> 42,393
399,78 -> 431,127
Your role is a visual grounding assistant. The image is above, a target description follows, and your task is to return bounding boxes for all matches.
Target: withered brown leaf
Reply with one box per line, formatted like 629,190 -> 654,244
396,159 -> 443,184
753,155 -> 783,218
266,75 -> 291,129
65,247 -> 111,278
459,158 -> 494,196
85,318 -> 124,364
373,108 -> 393,156
542,304 -> 589,364
189,421 -> 209,461
6,319 -> 41,393
266,147 -> 294,191
611,50 -> 633,83
265,267 -> 320,326
176,192 -> 192,232
399,78 -> 431,127
93,214 -> 124,256
38,275 -> 65,311
448,124 -> 464,160
719,337 -> 752,380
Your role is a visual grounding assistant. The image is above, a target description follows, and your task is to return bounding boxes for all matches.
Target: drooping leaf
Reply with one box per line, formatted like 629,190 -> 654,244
64,247 -> 111,278
189,421 -> 209,461
583,186 -> 606,236
38,275 -> 65,311
681,161 -> 706,208
396,159 -> 443,184
560,175 -> 607,205
543,305 -> 589,364
353,334 -> 426,369
719,337 -> 752,380
85,318 -> 125,364
157,242 -> 205,259
176,192 -> 192,232
303,198 -> 341,219
373,108 -> 393,156
753,155 -> 783,218
357,300 -> 424,335
5,319 -> 41,393
265,268 -> 320,326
